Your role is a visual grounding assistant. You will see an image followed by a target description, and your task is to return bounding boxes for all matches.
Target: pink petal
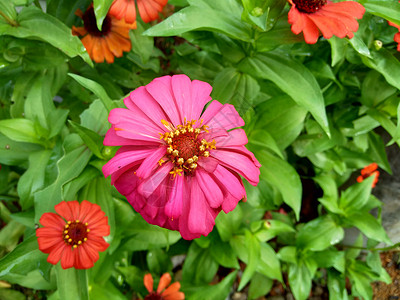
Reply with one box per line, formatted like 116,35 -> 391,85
196,169 -> 224,208
103,147 -> 158,178
146,76 -> 182,126
104,125 -> 159,147
203,103 -> 245,131
197,156 -> 219,173
211,149 -> 260,186
164,174 -> 185,219
135,146 -> 167,179
213,129 -> 248,147
108,108 -> 161,142
125,86 -> 168,130
138,162 -> 173,198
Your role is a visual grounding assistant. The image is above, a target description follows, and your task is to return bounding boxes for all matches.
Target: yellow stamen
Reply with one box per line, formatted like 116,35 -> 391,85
87,229 -> 90,232
170,168 -> 183,178
203,151 -> 210,157
64,224 -> 69,229
199,145 -> 206,151
84,238 -> 87,242
68,221 -> 71,224
68,238 -> 72,243
190,163 -> 197,169
167,138 -> 172,144
76,220 -> 80,223
172,150 -> 179,157
64,230 -> 68,234
177,158 -> 184,165
193,155 -> 198,162
158,159 -> 165,166
65,235 -> 69,239
187,158 -> 194,164
85,222 -> 88,226
73,245 -> 78,248
78,241 -> 82,245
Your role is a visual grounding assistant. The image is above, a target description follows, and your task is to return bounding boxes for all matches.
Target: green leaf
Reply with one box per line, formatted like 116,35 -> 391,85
347,212 -> 391,244
339,176 -> 374,213
278,246 -> 297,264
288,261 -> 313,300
0,235 -> 47,278
68,73 -> 117,112
122,215 -> 181,251
367,131 -> 392,174
257,150 -> 302,220
144,0 -> 253,42
182,243 -> 218,284
296,215 -> 344,251
238,230 -> 260,291
347,35 -> 371,58
327,270 -> 349,300
248,129 -> 284,159
212,68 -> 259,118
248,273 -> 273,300
361,49 -> 400,91
312,249 -> 345,273
34,134 -> 92,222
0,133 -> 43,166
69,121 -> 104,159
360,0 -> 400,24
328,36 -> 347,67
93,0 -> 114,31
0,6 -> 92,65
239,53 -> 330,136
80,99 -> 110,135
215,204 -> 243,242
0,0 -> 17,21
348,261 -> 374,300
184,270 -> 237,300
17,150 -> 52,209
0,118 -> 43,145
146,249 -> 172,274
253,95 -> 307,150
129,22 -> 154,64
255,219 -> 295,242
209,238 -> 240,269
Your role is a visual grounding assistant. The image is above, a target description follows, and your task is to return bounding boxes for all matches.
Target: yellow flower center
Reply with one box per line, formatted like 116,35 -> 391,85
63,220 -> 89,248
291,0 -> 327,13
159,119 -> 215,177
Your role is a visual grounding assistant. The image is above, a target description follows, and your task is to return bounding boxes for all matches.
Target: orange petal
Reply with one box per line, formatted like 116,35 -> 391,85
92,37 -> 106,63
60,247 -> 75,269
144,273 -> 154,293
72,26 -> 87,37
156,273 -> 172,294
47,243 -> 67,265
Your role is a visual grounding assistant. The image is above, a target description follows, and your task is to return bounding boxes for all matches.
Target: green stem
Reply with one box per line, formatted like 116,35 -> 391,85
341,242 -> 400,252
77,269 -> 89,300
0,11 -> 18,27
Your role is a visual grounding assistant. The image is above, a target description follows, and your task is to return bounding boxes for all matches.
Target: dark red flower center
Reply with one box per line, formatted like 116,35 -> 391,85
172,132 -> 201,161
63,220 -> 89,248
82,7 -> 112,37
144,292 -> 164,300
292,0 -> 327,13
159,119 -> 216,176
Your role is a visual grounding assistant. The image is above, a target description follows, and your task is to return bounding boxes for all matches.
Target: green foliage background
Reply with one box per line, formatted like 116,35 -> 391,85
1,0 -> 400,299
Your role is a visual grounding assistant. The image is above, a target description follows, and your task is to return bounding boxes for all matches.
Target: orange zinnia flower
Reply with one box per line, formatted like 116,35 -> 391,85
72,6 -> 136,63
109,0 -> 168,24
143,273 -> 185,300
357,163 -> 380,188
287,0 -> 365,44
36,200 -> 110,269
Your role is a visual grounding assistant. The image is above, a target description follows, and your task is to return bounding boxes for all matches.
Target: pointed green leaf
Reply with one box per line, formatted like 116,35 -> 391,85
239,53 -> 329,136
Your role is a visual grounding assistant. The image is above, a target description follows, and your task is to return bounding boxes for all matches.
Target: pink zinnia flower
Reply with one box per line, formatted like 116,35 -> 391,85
102,75 -> 260,240
287,0 -> 365,44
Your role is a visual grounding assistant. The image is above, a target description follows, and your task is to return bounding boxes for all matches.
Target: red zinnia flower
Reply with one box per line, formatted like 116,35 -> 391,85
36,200 -> 110,269
109,0 -> 168,24
288,0 -> 365,44
388,21 -> 400,51
357,163 -> 379,188
102,74 -> 260,240
72,6 -> 136,63
143,273 -> 184,300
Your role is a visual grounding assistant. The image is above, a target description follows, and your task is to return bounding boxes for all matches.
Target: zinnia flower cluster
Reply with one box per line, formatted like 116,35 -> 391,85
102,74 -> 260,240
72,6 -> 136,63
109,0 -> 168,24
143,273 -> 184,300
357,163 -> 379,188
388,21 -> 400,51
36,200 -> 110,269
287,0 -> 365,44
